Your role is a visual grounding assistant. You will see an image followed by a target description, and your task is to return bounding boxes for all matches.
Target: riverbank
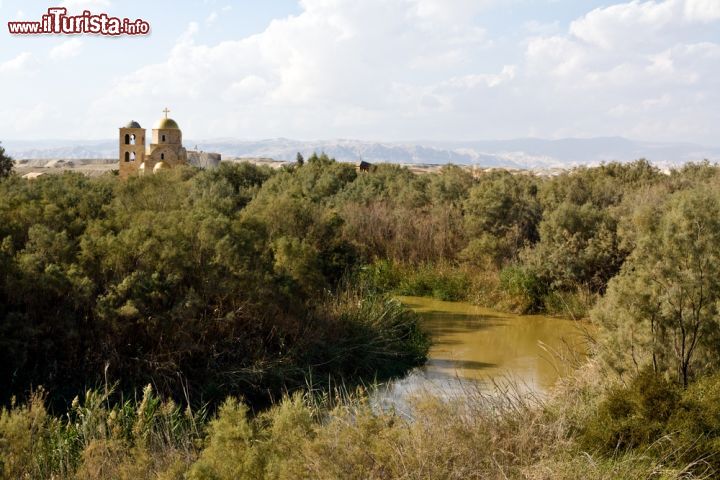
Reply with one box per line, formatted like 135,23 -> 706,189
5,359 -> 713,479
2,292 -> 715,479
359,260 -> 598,320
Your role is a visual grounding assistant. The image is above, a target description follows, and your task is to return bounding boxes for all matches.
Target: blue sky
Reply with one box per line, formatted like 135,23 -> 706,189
1,0 -> 719,144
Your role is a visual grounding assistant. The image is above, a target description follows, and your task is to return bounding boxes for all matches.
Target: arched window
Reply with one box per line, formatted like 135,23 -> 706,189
161,153 -> 165,160
124,134 -> 130,145
130,152 -> 136,161
124,152 -> 130,162
130,134 -> 136,145
162,134 -> 166,142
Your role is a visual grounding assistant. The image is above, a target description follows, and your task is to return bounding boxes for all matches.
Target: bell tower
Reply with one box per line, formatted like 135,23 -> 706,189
119,120 -> 146,179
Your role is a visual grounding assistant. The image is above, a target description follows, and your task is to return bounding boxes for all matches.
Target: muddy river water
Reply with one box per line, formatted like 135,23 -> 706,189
377,296 -> 590,403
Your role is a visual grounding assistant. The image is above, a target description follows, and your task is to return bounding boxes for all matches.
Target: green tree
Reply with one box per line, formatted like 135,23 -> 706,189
429,164 -> 474,205
462,172 -> 540,266
0,166 -> 425,408
539,160 -> 662,212
595,188 -> 720,387
0,142 -> 14,179
527,201 -> 623,292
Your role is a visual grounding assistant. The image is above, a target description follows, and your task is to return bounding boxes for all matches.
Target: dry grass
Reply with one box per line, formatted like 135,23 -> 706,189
0,364 -> 713,479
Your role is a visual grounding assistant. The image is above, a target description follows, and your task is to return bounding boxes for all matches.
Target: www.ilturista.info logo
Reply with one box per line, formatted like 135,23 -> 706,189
8,8 -> 150,36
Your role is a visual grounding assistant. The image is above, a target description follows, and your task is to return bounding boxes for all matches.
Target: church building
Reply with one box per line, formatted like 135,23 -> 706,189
119,109 -> 220,179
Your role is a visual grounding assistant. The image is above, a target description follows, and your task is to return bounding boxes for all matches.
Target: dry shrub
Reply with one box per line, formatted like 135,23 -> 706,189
0,393 -> 49,479
341,201 -> 465,264
3,364 -> 715,479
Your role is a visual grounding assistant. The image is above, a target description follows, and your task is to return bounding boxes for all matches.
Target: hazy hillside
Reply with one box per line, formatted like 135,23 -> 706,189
5,137 -> 720,168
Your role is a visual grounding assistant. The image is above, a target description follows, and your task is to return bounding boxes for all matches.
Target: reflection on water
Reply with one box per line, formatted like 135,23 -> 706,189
376,296 -> 590,405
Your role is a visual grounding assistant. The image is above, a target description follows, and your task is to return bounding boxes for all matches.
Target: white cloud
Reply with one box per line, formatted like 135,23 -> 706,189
179,22 -> 199,43
570,0 -> 720,51
90,0 -> 500,138
206,11 -> 219,25
0,52 -> 33,73
60,0 -> 720,143
410,0 -> 495,24
569,1 -> 677,50
530,2 -> 720,88
523,20 -> 560,36
520,0 -> 720,142
224,75 -> 271,101
0,104 -> 50,136
49,39 -> 84,60
684,0 -> 720,22
446,66 -> 516,89
59,0 -> 111,12
526,36 -> 585,77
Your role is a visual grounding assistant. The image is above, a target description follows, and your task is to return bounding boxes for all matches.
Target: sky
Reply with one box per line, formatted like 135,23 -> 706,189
0,0 -> 719,144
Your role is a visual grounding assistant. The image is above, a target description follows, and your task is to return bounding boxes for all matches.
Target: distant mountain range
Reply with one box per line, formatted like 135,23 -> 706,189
5,137 -> 720,169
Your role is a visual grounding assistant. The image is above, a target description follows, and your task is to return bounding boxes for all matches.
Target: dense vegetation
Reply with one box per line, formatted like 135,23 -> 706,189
3,152 -> 720,478
0,143 -> 13,180
0,157 -> 427,409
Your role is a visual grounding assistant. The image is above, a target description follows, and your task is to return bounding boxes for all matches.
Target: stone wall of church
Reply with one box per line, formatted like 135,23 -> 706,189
152,129 -> 182,145
187,151 -> 221,169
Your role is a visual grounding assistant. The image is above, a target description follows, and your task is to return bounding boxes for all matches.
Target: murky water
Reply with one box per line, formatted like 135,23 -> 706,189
376,296 -> 590,404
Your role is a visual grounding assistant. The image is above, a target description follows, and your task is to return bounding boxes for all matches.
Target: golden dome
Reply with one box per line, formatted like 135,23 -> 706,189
153,162 -> 170,173
155,117 -> 179,129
